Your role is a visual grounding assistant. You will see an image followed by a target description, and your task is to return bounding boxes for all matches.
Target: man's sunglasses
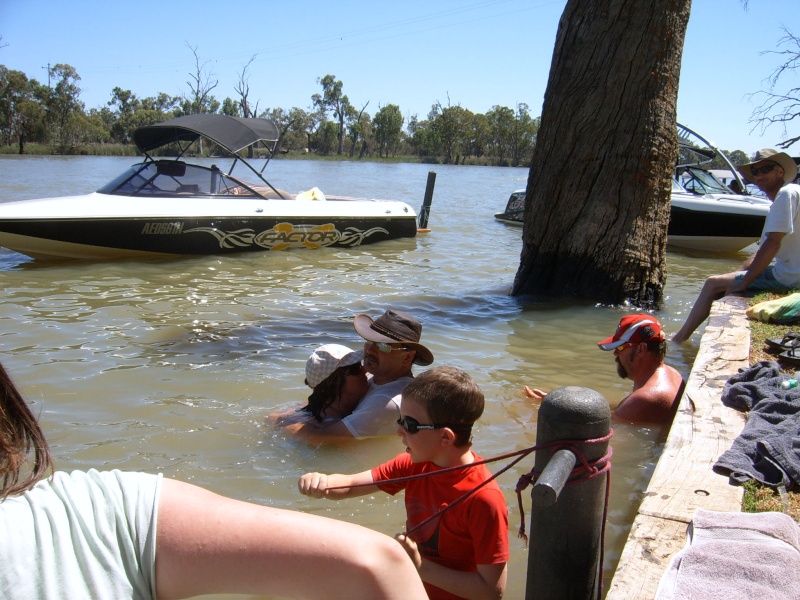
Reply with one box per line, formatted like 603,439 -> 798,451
750,163 -> 777,176
368,341 -> 410,353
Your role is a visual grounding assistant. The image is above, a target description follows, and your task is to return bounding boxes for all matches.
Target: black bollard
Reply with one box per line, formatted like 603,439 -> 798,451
525,386 -> 611,600
417,171 -> 436,230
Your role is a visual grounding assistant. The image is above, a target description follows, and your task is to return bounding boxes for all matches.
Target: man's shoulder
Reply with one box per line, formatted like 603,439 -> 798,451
363,376 -> 413,398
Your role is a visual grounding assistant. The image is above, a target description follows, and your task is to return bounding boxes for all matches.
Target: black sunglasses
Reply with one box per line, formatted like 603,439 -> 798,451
750,163 -> 777,176
397,416 -> 445,434
341,362 -> 362,376
396,416 -> 471,434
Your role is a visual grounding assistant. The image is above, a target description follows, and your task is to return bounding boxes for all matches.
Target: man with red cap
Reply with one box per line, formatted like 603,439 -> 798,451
526,314 -> 685,424
673,148 -> 800,343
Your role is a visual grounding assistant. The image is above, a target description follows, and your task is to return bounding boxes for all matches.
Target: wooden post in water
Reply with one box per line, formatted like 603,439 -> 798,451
526,386 -> 611,600
417,171 -> 436,231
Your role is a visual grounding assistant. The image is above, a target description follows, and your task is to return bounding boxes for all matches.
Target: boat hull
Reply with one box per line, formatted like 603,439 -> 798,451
0,194 -> 418,259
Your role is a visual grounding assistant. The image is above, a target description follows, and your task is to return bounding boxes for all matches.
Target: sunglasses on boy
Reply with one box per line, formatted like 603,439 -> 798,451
396,416 -> 470,434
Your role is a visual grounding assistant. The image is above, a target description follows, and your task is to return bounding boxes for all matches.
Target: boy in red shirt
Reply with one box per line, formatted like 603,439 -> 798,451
299,366 -> 509,600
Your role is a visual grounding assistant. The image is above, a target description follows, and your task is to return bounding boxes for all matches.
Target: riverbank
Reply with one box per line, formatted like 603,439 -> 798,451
606,295 -> 750,598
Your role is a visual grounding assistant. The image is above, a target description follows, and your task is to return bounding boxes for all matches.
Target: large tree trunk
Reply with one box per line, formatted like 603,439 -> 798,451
511,0 -> 691,308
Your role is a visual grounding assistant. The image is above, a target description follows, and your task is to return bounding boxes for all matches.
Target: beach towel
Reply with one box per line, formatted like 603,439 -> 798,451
746,292 -> 800,324
712,361 -> 800,488
655,509 -> 800,600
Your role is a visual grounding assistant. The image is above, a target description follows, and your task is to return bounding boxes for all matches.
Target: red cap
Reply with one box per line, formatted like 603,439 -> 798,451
597,314 -> 664,351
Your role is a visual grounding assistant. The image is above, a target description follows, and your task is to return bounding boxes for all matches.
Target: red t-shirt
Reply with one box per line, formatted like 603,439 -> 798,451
372,452 -> 509,600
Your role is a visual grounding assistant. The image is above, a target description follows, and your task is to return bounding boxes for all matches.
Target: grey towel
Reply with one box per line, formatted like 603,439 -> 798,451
655,509 -> 800,600
712,360 -> 800,488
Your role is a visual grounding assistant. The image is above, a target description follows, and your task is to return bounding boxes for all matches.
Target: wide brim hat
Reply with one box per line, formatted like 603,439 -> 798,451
597,314 -> 665,351
305,344 -> 364,389
353,310 -> 434,366
737,148 -> 798,184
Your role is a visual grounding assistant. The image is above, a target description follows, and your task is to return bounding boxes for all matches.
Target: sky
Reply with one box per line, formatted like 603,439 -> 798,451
1,0 -> 797,155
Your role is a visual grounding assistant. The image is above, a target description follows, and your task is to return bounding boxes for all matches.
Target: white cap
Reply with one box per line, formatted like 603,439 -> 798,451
305,344 -> 364,388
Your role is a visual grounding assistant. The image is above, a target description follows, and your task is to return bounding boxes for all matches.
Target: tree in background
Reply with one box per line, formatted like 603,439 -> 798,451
183,44 -> 219,115
347,101 -> 371,158
373,104 -> 403,158
0,66 -> 47,153
235,55 -> 259,119
46,64 -> 84,153
749,26 -> 800,149
512,0 -> 691,307
312,74 -> 352,155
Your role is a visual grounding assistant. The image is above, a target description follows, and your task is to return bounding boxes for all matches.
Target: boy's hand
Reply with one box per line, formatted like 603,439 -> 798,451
394,534 -> 422,571
298,472 -> 330,498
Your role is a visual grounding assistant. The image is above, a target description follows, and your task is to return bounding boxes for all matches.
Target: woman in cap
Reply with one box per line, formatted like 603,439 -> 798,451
270,344 -> 370,430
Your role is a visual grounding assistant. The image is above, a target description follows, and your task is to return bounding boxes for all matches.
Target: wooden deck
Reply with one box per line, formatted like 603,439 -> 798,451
605,296 -> 750,599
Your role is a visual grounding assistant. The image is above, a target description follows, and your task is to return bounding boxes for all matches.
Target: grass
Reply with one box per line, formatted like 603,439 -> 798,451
742,292 -> 799,520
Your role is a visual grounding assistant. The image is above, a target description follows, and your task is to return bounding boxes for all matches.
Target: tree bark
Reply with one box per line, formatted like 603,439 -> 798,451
511,0 -> 691,308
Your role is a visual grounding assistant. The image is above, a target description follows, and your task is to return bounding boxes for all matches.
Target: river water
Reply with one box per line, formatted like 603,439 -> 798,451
0,156 -> 750,598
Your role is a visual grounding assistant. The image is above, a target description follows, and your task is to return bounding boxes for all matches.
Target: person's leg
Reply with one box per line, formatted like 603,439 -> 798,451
672,272 -> 739,343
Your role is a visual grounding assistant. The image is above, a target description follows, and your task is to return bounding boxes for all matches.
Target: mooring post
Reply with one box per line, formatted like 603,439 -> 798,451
525,386 -> 611,600
417,171 -> 436,230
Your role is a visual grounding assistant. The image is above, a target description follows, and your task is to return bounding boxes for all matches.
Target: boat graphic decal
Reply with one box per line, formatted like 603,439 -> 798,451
184,223 -> 389,251
183,227 -> 257,249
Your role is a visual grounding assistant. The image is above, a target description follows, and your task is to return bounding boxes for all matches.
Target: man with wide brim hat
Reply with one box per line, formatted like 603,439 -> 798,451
294,309 -> 434,441
674,148 -> 800,343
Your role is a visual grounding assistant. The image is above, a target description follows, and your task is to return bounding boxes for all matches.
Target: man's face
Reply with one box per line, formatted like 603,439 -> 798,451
362,341 -> 414,381
750,160 -> 785,197
614,343 -> 637,380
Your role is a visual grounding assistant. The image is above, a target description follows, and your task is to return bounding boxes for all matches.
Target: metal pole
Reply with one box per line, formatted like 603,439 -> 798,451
417,171 -> 436,230
525,386 -> 611,600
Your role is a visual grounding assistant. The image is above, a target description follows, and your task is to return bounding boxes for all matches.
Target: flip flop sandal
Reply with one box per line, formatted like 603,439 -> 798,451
779,344 -> 800,366
766,331 -> 800,352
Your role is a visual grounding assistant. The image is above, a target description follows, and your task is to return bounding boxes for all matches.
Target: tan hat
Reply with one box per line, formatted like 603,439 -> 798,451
737,148 -> 798,184
305,344 -> 363,388
353,310 -> 434,366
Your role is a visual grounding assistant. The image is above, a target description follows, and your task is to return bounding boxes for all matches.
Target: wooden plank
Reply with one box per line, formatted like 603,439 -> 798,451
605,515 -> 688,599
605,296 -> 750,599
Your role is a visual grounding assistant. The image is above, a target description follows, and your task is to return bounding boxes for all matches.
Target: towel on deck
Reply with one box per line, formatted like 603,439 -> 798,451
655,509 -> 800,600
712,360 -> 800,488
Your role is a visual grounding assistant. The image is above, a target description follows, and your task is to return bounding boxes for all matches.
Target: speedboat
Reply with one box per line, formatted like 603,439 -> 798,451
493,123 -> 771,254
0,114 -> 419,260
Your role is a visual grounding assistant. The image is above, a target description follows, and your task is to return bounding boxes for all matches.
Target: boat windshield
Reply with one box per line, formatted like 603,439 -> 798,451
97,161 -> 273,198
680,167 -> 736,195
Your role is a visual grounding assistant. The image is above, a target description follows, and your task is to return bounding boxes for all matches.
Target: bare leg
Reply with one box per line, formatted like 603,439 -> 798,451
672,273 -> 738,343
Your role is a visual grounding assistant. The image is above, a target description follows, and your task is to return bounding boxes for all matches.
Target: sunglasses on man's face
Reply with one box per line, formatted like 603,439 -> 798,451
750,163 -> 777,176
368,341 -> 410,353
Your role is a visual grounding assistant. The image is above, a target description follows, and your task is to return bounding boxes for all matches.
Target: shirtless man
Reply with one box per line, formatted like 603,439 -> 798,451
526,314 -> 684,424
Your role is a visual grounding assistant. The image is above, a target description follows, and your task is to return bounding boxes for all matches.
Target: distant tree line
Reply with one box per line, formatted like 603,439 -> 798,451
0,55 -> 540,166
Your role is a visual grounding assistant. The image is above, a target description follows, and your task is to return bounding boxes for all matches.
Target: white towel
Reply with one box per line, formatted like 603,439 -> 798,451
655,509 -> 800,600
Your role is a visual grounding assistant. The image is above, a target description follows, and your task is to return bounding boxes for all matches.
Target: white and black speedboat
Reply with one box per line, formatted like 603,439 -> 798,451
0,114 -> 419,260
493,123 -> 771,254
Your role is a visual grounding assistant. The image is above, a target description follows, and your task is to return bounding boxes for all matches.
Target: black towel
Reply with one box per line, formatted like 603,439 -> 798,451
713,360 -> 800,488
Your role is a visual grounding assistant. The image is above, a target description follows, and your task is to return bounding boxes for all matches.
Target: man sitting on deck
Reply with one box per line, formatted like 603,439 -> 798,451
672,148 -> 800,343
526,314 -> 685,424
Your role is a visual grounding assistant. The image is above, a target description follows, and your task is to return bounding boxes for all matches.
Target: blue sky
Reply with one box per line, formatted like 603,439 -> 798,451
1,0 -> 797,154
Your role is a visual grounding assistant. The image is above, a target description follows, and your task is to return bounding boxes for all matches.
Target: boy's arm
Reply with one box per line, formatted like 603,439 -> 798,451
298,469 -> 377,499
395,535 -> 507,600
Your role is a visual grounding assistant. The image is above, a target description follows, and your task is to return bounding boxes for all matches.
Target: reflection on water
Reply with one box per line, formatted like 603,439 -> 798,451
0,156 -> 751,598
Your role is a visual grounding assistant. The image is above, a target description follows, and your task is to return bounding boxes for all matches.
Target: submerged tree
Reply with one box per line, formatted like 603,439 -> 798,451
512,0 -> 691,307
